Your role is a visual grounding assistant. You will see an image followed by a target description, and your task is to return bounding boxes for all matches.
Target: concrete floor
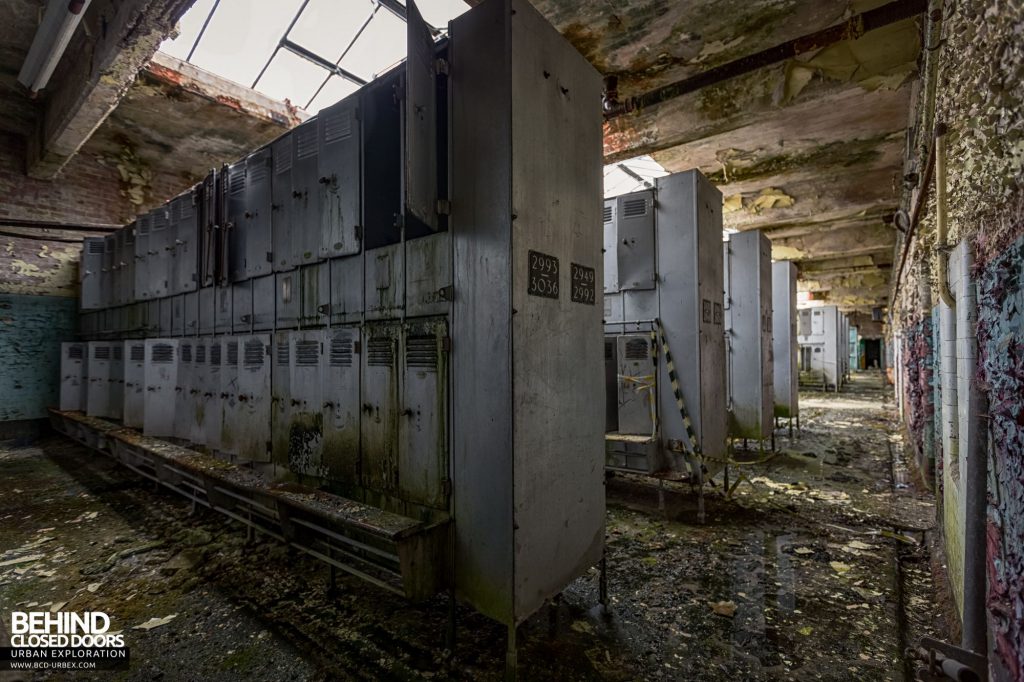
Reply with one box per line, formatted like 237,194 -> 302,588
0,371 -> 946,680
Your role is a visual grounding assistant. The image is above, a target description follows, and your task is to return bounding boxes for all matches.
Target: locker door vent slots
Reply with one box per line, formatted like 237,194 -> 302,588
244,340 -> 264,366
367,338 -> 393,367
406,336 -> 438,370
330,335 -> 353,367
152,344 -> 174,363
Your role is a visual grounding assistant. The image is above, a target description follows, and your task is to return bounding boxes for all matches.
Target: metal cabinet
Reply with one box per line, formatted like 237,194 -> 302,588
80,238 -> 104,310
318,95 -> 361,259
615,335 -> 655,436
149,206 -> 172,298
123,341 -> 146,428
771,261 -> 798,420
271,132 -> 295,272
144,339 -> 179,437
235,334 -> 271,462
59,343 -> 88,411
172,191 -> 199,294
322,326 -> 360,483
243,148 -> 273,279
615,190 -> 655,291
86,342 -> 111,418
226,160 -> 248,283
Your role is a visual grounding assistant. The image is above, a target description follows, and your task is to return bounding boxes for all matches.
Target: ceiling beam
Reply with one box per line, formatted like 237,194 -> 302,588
26,0 -> 193,179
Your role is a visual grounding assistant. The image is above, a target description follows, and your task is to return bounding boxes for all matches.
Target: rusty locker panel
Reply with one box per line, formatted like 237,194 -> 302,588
322,326 -> 360,484
398,320 -> 448,510
288,330 -> 325,476
360,324 -> 400,494
271,331 -> 291,468
235,334 -> 271,462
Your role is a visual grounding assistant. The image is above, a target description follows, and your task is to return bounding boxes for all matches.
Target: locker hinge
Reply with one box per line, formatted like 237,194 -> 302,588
441,478 -> 452,497
355,225 -> 363,241
435,58 -> 449,76
438,285 -> 453,302
353,340 -> 361,354
266,251 -> 273,262
436,198 -> 451,215
441,336 -> 452,353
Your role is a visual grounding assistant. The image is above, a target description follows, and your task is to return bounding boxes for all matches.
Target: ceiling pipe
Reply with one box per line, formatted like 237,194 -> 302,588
17,0 -> 92,96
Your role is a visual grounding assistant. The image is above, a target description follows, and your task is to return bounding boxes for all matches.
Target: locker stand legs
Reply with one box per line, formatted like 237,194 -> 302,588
599,553 -> 609,615
505,623 -> 518,682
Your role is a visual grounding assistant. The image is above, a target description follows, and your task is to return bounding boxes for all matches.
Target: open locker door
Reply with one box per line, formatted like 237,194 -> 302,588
404,0 -> 438,231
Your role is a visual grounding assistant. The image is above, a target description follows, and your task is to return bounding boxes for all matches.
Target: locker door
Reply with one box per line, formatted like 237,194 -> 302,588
144,340 -> 178,437
86,342 -> 111,418
271,133 -> 295,272
616,335 -> 656,435
174,341 -> 194,440
292,119 -> 320,265
112,230 -> 125,306
252,274 -> 275,331
360,324 -> 399,493
123,225 -> 136,305
398,320 -> 448,509
146,300 -> 160,336
214,285 -> 233,334
150,207 -> 171,298
319,96 -> 361,258
133,216 -> 151,300
616,191 -> 656,291
226,160 -> 247,283
109,343 -> 124,420
205,339 -> 223,450
603,199 -> 618,292
219,337 -> 239,455
271,331 -> 292,467
80,238 -> 104,310
123,341 -> 146,428
236,335 -> 271,462
174,191 -> 199,293
288,331 -> 324,476
184,291 -> 199,335
329,255 -> 363,325
199,170 -> 217,287
232,279 -> 253,332
199,287 -> 215,335
405,232 -> 451,318
243,147 -> 273,278
404,0 -> 438,231
102,235 -> 115,309
159,297 -> 173,336
170,294 -> 185,337
191,340 -> 207,445
323,327 -> 360,484
299,262 -> 329,327
59,343 -> 87,411
364,244 -> 404,320
275,271 -> 299,329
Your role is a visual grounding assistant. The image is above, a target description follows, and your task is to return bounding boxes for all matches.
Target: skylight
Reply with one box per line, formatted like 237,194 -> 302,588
604,156 -> 668,198
159,0 -> 471,114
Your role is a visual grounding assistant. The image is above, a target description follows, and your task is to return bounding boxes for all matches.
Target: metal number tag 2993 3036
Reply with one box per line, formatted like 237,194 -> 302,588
528,250 -> 559,299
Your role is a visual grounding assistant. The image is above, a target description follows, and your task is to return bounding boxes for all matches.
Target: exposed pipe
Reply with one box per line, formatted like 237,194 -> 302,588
17,0 -> 92,95
935,125 -> 956,308
603,0 -> 928,118
959,242 -> 988,659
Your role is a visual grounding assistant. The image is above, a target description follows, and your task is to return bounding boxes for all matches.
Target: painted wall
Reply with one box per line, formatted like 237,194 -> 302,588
0,294 -> 77,421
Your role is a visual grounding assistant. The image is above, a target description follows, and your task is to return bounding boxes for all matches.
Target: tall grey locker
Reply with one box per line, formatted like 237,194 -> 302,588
122,224 -> 136,306
190,340 -> 207,445
205,338 -> 223,449
123,340 -> 146,428
318,95 -> 361,259
271,132 -> 295,272
109,343 -> 124,420
288,330 -> 324,476
101,234 -> 115,309
603,171 -> 727,478
724,229 -> 774,440
235,334 -> 271,462
86,342 -> 111,418
449,0 -> 604,629
797,305 -> 842,390
361,323 -> 399,493
772,261 -> 799,425
399,320 -> 448,509
270,331 -> 292,467
219,336 -> 239,456
172,191 -> 199,295
291,119 -> 320,266
112,229 -> 126,306
226,160 -> 248,283
80,238 -> 104,310
328,255 -> 363,324
149,206 -> 171,299
243,147 -> 273,279
174,341 -> 194,440
322,326 -> 359,482
144,339 -> 179,438
59,342 -> 88,411
133,214 -> 152,300
199,170 -> 217,288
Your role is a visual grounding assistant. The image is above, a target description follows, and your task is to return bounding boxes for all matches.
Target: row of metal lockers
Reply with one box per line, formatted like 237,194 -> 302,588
61,321 -> 450,511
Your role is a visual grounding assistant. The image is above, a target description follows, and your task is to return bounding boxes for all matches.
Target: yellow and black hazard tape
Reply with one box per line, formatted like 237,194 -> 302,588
654,317 -> 700,456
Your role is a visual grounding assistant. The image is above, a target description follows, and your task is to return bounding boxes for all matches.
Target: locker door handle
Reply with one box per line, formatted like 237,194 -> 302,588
323,401 -> 335,409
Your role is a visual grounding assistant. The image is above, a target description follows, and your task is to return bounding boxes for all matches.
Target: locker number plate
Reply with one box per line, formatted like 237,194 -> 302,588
571,263 -> 596,305
528,250 -> 559,299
